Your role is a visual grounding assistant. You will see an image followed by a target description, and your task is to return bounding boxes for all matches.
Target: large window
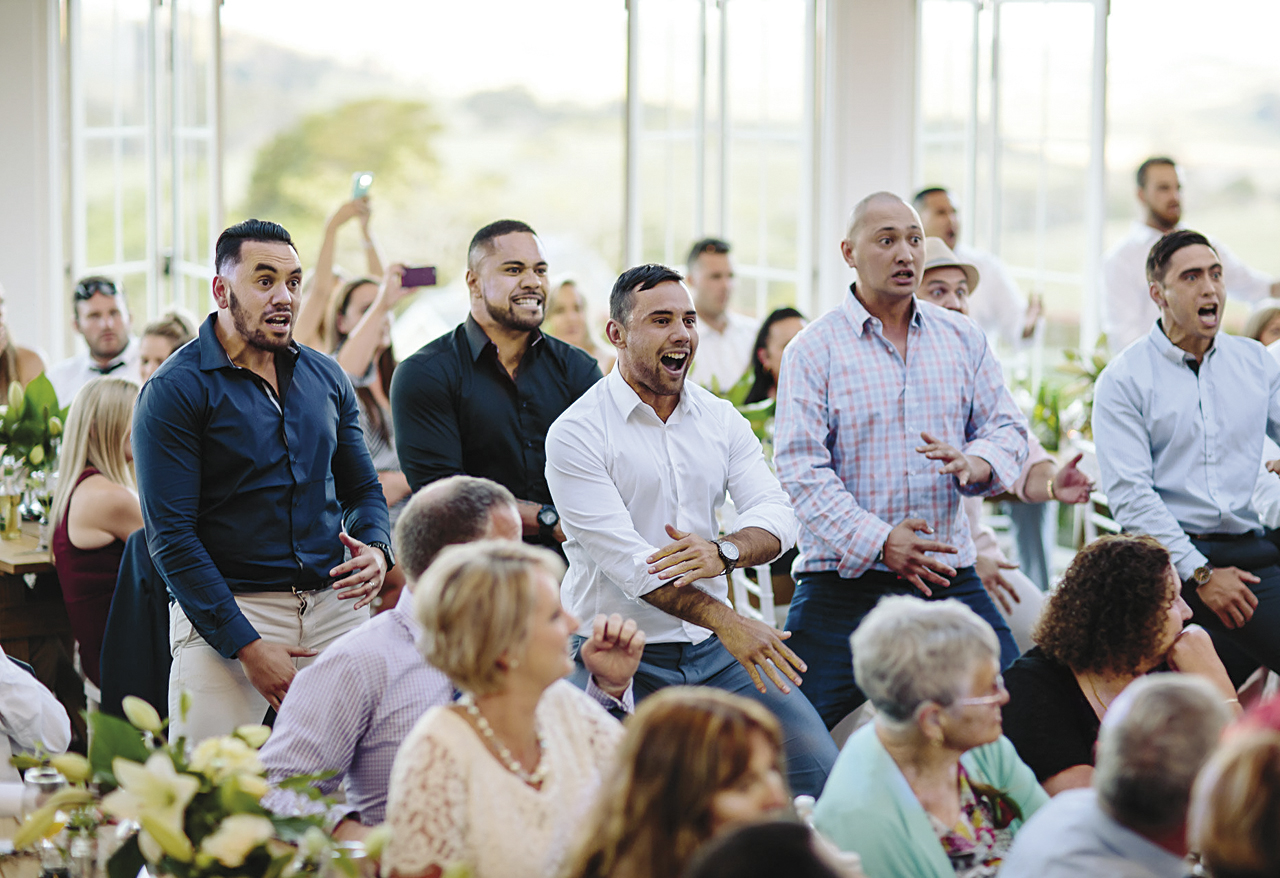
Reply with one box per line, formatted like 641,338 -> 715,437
626,0 -> 819,317
68,0 -> 220,323
916,0 -> 1108,350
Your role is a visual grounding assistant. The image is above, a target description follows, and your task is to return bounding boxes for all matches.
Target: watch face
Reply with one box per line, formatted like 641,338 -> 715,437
537,507 -> 558,527
719,540 -> 740,562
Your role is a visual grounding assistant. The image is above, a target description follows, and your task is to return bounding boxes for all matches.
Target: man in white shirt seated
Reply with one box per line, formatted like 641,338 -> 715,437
1094,229 -> 1280,685
258,475 -> 643,840
685,238 -> 759,392
913,186 -> 1042,351
45,276 -> 142,405
546,263 -> 838,797
1002,675 -> 1228,878
1101,157 -> 1280,353
1,645 -> 71,817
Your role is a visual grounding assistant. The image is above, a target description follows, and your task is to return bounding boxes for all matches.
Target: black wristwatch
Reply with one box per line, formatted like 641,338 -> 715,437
368,541 -> 396,571
537,504 -> 560,542
712,538 -> 741,576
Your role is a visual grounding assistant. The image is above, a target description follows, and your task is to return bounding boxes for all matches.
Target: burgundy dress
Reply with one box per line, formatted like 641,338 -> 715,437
52,467 -> 128,687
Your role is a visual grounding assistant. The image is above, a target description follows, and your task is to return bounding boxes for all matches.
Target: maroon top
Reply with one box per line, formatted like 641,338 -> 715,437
52,467 -> 128,687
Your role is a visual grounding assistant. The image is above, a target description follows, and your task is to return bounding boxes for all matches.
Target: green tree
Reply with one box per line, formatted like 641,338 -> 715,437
239,98 -> 440,263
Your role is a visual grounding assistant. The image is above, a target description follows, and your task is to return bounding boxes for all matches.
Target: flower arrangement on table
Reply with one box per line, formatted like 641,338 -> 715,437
10,695 -> 385,878
0,374 -> 66,472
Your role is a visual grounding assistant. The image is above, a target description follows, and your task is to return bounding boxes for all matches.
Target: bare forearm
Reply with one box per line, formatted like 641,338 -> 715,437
1020,460 -> 1057,504
362,231 -> 384,278
642,583 -> 736,631
724,526 -> 782,569
335,300 -> 391,375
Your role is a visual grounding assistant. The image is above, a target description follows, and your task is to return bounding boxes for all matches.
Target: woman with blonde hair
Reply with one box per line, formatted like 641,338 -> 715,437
563,687 -> 848,878
1189,731 -> 1280,878
545,279 -> 615,374
49,376 -> 143,688
382,540 -> 639,878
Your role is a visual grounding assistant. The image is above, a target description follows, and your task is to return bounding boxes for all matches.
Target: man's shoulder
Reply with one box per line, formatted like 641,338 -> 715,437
549,374 -> 612,433
919,299 -> 987,346
398,325 -> 467,372
539,332 -> 601,369
298,610 -> 418,680
45,354 -> 85,378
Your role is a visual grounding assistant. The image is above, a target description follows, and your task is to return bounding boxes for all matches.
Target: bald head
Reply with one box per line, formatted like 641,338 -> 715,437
393,476 -> 521,584
845,192 -> 915,242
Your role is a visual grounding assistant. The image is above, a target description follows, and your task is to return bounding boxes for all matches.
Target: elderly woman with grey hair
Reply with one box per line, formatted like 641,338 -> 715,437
812,596 -> 1047,878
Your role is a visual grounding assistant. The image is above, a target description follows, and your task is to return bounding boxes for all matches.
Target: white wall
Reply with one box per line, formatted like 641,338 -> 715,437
814,0 -> 918,314
0,0 -> 64,361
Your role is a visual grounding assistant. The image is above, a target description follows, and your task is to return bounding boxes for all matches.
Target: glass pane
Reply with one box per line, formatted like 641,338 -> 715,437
120,136 -> 149,264
996,3 -> 1093,145
79,0 -> 150,129
84,138 -> 118,268
120,271 -> 148,326
918,0 -> 976,196
173,0 -> 215,128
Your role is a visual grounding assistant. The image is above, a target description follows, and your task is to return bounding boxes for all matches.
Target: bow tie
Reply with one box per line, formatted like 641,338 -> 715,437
93,361 -> 126,375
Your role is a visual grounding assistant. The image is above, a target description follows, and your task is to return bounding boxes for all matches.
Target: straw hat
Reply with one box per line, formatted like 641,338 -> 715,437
922,237 -> 980,293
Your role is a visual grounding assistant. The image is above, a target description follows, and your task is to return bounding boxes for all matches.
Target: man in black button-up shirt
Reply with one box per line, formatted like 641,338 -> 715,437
134,219 -> 392,743
391,220 -> 602,550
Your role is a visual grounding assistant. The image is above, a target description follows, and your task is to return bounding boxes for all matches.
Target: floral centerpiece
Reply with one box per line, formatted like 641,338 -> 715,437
10,696 -> 384,878
0,374 -> 67,472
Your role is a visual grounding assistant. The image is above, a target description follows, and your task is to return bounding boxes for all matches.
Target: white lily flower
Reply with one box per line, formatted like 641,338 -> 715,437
189,735 -> 263,782
100,753 -> 199,862
122,696 -> 165,735
200,814 -> 274,868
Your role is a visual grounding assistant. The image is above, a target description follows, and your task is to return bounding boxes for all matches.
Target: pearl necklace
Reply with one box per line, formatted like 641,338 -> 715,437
458,692 -> 548,787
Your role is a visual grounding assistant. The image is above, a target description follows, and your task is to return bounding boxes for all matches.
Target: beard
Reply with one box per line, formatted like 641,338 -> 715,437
228,289 -> 293,352
484,295 -> 544,333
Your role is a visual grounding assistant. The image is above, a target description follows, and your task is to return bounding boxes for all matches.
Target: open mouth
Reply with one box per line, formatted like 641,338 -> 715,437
512,295 -> 544,310
660,350 -> 689,374
1197,302 -> 1219,326
265,313 -> 292,330
892,269 -> 915,284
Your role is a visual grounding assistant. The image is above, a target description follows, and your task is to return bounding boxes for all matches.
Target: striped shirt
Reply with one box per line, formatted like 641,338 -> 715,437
774,288 -> 1028,579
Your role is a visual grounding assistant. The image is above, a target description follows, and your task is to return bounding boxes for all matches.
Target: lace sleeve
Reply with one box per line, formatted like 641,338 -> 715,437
381,724 -> 470,877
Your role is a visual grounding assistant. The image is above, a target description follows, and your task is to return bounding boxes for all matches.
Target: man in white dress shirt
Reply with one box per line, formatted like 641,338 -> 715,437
1094,229 -> 1280,684
545,263 -> 837,797
45,276 -> 142,404
913,187 -> 1042,351
685,238 -> 759,392
1101,157 -> 1280,353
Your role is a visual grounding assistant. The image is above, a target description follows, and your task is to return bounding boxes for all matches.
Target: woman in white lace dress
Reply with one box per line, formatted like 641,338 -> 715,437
381,541 -> 631,878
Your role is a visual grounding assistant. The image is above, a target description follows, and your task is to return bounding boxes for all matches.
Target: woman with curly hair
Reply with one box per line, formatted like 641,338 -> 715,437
1001,533 -> 1240,796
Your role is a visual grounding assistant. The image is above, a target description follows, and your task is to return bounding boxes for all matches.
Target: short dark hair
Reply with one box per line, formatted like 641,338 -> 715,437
609,263 -> 686,326
683,822 -> 840,878
686,237 -> 730,271
912,186 -> 949,210
215,219 -> 295,276
468,219 -> 537,269
1146,228 -> 1216,286
1137,156 -> 1176,189
393,476 -> 518,582
72,276 -> 120,308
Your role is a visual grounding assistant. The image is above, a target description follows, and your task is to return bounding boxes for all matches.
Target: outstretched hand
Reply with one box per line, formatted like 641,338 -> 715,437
916,431 -> 992,487
1049,453 -> 1093,505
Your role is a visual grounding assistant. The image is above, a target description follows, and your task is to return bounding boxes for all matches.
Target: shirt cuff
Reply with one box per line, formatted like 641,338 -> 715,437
584,675 -> 635,716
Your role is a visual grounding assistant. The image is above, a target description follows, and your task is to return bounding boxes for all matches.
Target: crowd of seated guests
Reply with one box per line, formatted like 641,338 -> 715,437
15,169 -> 1280,878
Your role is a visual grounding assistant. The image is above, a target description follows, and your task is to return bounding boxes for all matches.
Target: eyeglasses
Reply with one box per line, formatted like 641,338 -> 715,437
74,279 -> 117,300
951,674 -> 1007,707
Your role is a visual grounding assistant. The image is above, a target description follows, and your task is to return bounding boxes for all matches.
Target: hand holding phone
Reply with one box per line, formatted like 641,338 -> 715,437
351,171 -> 374,199
400,266 -> 437,288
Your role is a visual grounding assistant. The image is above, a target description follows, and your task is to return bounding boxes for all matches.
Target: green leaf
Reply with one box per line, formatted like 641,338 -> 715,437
276,769 -> 337,793
87,711 -> 150,787
270,815 -> 328,843
107,833 -> 145,878
23,373 -> 60,415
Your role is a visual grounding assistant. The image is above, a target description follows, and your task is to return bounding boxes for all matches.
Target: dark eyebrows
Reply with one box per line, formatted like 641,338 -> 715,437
1181,262 -> 1222,278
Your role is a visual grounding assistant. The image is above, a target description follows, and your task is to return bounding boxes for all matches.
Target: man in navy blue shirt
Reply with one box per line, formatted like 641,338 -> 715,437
134,219 -> 393,743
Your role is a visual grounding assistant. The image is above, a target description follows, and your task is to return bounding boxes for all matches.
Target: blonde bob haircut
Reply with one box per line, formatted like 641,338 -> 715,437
413,539 -> 566,695
563,687 -> 786,878
50,376 -> 139,531
1189,730 -> 1280,878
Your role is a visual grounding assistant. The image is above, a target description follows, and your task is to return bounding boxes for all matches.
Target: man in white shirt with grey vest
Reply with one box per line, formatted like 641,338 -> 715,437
545,263 -> 837,797
1094,228 -> 1280,684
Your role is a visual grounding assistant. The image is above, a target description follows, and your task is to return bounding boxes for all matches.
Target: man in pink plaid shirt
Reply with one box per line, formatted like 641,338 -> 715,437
774,192 -> 1029,729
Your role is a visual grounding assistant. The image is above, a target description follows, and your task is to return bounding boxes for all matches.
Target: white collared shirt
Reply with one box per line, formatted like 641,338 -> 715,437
546,368 -> 798,644
46,336 -> 142,405
1100,221 -> 1273,353
689,310 -> 759,392
1094,322 -> 1280,579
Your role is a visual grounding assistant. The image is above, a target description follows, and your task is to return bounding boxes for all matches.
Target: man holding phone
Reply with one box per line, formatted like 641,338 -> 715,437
391,219 -> 603,552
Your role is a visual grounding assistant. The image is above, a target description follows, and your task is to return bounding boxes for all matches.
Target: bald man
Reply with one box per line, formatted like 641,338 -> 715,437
773,192 -> 1029,729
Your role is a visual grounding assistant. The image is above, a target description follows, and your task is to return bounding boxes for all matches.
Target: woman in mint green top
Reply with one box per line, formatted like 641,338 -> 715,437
813,596 -> 1048,878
